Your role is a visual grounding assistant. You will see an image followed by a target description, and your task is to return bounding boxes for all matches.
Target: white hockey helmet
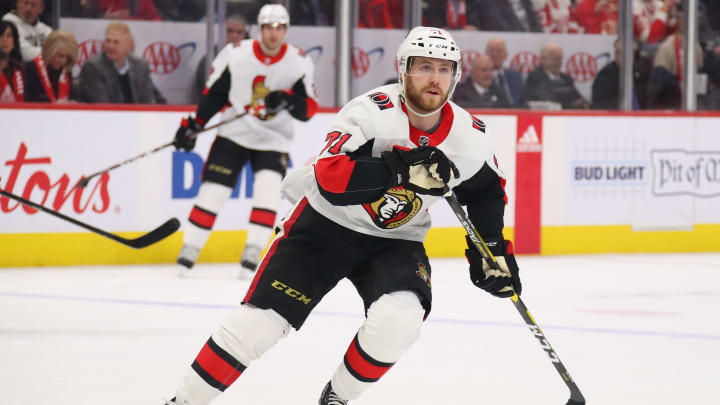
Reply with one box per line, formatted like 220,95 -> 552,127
257,4 -> 290,27
396,27 -> 462,116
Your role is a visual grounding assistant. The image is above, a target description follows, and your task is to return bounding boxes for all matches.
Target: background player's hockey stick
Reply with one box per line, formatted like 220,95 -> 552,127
0,187 -> 180,249
445,191 -> 585,405
77,111 -> 249,188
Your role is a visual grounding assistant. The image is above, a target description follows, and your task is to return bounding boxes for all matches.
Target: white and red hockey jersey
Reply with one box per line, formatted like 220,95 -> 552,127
533,0 -> 583,34
633,0 -> 677,43
282,84 -> 508,243
200,39 -> 317,152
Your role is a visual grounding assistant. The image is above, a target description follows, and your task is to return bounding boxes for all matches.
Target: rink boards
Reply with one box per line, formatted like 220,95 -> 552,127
1,104 -> 720,266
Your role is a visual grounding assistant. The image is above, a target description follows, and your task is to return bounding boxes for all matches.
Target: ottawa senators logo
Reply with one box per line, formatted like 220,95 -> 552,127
368,91 -> 394,110
416,263 -> 431,287
362,187 -> 422,229
244,75 -> 276,120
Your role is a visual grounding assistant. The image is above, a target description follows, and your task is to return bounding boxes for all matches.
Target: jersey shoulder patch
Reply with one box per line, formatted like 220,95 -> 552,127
472,116 -> 486,133
367,91 -> 395,111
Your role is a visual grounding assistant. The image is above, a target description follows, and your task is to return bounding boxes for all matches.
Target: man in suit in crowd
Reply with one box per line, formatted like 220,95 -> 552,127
526,42 -> 588,109
485,37 -> 526,108
468,0 -> 541,32
78,21 -> 164,104
453,54 -> 511,108
591,39 -> 639,109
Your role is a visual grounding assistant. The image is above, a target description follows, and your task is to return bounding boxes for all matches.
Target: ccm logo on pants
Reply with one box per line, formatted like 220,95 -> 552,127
271,280 -> 311,304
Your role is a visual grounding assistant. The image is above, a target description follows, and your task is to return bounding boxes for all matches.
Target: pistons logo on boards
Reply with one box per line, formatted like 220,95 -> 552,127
565,52 -> 598,83
510,51 -> 540,75
362,187 -> 422,229
352,47 -> 384,78
368,91 -> 394,110
76,39 -> 104,68
143,41 -> 181,74
472,116 -> 486,133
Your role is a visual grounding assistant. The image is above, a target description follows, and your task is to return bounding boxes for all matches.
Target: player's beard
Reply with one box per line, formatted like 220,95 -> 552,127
404,76 -> 449,114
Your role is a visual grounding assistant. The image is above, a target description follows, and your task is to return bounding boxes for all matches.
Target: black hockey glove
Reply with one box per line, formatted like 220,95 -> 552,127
173,116 -> 202,152
381,146 -> 460,196
264,90 -> 292,115
466,236 -> 521,298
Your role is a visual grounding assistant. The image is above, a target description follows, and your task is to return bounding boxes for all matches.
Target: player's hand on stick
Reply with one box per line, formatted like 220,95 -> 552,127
382,146 -> 459,196
264,90 -> 292,114
173,116 -> 203,152
466,236 -> 522,298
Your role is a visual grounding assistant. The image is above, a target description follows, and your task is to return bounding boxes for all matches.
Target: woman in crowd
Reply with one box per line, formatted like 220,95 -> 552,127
0,20 -> 24,103
24,29 -> 78,103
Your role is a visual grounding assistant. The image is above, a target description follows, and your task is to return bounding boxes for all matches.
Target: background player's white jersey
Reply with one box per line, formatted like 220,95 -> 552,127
205,40 -> 316,152
283,84 -> 505,242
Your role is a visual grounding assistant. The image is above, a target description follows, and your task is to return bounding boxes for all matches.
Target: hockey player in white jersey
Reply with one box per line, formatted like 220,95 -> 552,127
173,4 -> 317,278
164,27 -> 521,405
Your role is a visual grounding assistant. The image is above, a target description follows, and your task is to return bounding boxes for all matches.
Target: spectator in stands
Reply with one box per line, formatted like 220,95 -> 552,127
646,28 -> 703,109
0,20 -> 23,102
635,0 -> 680,44
575,0 -> 618,34
703,0 -> 720,32
486,37 -> 527,108
358,0 -> 403,28
702,40 -> 720,109
226,0 -> 267,25
591,39 -> 640,109
192,14 -> 249,103
95,0 -> 162,21
24,29 -> 77,103
453,54 -> 512,108
2,0 -> 52,61
153,0 -> 205,21
533,0 -> 583,33
469,0 -> 542,32
526,42 -> 589,109
78,21 -> 164,103
290,0 -> 334,26
422,0 -> 477,30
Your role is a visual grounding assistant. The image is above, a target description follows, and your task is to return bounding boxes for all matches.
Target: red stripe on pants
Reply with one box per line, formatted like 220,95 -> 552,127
345,338 -> 392,381
243,198 -> 308,302
194,341 -> 243,387
249,208 -> 276,228
189,206 -> 217,229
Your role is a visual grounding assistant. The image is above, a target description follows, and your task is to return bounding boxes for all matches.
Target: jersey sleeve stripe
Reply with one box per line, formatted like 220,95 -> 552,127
314,155 -> 356,194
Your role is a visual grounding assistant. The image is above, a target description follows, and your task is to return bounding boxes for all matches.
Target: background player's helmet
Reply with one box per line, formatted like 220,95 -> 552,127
257,4 -> 290,27
396,27 -> 462,116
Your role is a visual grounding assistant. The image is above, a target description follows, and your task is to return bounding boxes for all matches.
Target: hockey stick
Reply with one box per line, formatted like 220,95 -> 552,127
0,187 -> 180,249
445,191 -> 585,405
77,111 -> 249,188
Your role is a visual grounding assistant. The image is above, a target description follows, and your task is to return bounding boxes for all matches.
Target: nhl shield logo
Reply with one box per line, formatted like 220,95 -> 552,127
416,263 -> 431,287
362,187 -> 422,229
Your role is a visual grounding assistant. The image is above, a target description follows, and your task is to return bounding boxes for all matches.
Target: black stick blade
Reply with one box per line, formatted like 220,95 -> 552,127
120,218 -> 181,248
566,400 -> 586,405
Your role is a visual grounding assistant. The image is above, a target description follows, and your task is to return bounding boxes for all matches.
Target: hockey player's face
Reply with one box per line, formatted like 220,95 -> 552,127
260,24 -> 287,53
405,57 -> 453,113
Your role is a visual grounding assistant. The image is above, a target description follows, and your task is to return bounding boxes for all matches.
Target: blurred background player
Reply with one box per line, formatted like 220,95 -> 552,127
164,26 -> 520,405
173,4 -> 317,279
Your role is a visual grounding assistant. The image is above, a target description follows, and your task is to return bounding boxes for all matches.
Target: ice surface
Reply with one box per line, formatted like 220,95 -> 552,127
1,253 -> 718,404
